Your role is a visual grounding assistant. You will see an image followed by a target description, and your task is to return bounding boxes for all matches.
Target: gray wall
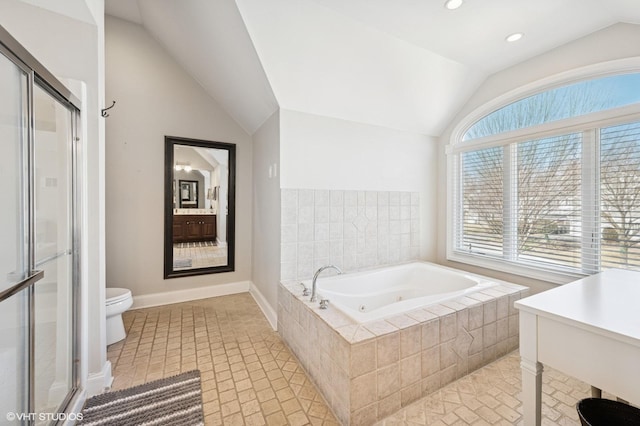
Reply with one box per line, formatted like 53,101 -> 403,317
105,16 -> 253,296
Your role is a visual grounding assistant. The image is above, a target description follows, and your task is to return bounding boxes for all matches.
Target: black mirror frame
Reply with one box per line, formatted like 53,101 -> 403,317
164,136 -> 236,279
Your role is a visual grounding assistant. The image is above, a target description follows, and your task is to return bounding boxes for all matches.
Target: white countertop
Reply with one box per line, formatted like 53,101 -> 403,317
515,269 -> 640,345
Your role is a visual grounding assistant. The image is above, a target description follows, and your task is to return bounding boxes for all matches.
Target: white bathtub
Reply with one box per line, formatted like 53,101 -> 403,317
307,261 -> 498,323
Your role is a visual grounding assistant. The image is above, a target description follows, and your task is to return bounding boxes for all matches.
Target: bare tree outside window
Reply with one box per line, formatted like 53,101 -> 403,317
516,135 -> 581,267
462,147 -> 503,254
601,122 -> 640,268
457,73 -> 640,272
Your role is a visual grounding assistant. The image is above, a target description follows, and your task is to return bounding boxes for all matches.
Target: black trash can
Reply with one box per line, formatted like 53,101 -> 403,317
576,398 -> 640,426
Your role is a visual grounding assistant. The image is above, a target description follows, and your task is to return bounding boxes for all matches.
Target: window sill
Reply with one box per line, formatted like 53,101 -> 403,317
447,250 -> 587,286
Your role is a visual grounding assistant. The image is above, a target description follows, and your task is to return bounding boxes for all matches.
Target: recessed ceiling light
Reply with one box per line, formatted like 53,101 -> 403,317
444,0 -> 463,10
506,32 -> 524,42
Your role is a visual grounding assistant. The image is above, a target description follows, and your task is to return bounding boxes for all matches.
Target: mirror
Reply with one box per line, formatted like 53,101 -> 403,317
164,136 -> 236,278
179,180 -> 198,208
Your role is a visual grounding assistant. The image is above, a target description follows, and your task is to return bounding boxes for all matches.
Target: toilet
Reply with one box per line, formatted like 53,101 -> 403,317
106,287 -> 133,345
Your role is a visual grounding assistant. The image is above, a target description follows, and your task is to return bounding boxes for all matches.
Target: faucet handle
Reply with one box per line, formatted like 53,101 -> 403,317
319,299 -> 330,310
300,283 -> 310,297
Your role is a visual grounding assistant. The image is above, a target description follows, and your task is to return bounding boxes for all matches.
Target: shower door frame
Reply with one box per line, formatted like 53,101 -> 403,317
0,24 -> 82,421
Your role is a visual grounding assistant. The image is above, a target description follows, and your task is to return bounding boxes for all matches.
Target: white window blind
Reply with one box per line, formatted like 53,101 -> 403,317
460,147 -> 503,256
454,122 -> 640,276
600,121 -> 640,271
515,134 -> 582,269
450,73 -> 640,280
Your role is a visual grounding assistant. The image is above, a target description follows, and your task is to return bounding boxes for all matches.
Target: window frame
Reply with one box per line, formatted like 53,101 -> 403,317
447,71 -> 640,284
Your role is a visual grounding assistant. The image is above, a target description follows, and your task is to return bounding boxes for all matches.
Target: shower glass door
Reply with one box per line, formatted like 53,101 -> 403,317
0,38 -> 30,425
0,27 -> 79,425
33,84 -> 75,421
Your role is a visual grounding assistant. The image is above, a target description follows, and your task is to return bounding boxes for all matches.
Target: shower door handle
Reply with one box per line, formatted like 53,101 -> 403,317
0,270 -> 44,303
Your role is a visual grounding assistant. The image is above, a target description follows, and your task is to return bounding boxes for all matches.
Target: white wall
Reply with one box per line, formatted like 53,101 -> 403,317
105,17 -> 253,297
0,0 -> 108,397
437,23 -> 640,294
280,109 -> 438,260
251,110 -> 281,327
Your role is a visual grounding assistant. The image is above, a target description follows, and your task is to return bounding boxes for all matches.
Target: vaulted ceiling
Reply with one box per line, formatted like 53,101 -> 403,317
105,0 -> 640,136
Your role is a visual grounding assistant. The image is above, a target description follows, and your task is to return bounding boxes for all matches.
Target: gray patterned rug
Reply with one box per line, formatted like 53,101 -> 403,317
79,370 -> 203,426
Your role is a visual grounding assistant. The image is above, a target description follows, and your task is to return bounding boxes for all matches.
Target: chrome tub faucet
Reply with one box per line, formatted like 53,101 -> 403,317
310,265 -> 343,302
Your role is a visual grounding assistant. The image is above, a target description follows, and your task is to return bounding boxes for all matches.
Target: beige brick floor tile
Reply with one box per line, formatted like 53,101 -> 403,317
108,295 -> 341,425
276,387 -> 296,403
241,399 -> 262,417
238,388 -> 257,404
223,411 -> 244,425
376,351 -> 619,426
217,370 -> 233,382
265,411 -> 287,426
495,404 -> 519,422
287,410 -> 311,426
453,405 -> 479,423
281,398 -> 302,415
256,387 -> 276,403
441,411 -> 459,424
218,379 -> 235,393
260,399 -> 282,416
110,294 -> 618,426
204,412 -> 223,426
245,412 -> 266,426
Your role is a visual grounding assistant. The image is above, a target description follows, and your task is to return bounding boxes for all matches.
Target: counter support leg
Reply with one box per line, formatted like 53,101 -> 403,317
521,358 -> 543,426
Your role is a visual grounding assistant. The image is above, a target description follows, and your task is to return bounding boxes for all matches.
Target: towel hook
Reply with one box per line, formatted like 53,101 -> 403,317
101,100 -> 116,118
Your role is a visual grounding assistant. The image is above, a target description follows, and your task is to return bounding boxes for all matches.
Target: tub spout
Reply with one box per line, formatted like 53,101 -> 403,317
311,265 -> 343,302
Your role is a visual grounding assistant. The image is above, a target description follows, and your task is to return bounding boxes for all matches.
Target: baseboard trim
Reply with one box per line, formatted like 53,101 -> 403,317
131,281 -> 251,310
86,361 -> 112,397
249,283 -> 277,331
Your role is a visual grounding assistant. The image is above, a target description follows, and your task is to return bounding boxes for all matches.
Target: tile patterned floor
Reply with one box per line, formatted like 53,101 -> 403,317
107,294 -> 338,425
108,294 -> 607,425
173,243 -> 228,269
376,352 -> 608,426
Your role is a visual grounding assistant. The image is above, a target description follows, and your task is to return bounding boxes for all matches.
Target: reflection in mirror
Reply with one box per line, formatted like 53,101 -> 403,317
178,180 -> 198,208
165,136 -> 235,278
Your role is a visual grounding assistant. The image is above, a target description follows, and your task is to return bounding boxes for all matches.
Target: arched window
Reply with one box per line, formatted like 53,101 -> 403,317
463,73 -> 640,141
448,72 -> 640,281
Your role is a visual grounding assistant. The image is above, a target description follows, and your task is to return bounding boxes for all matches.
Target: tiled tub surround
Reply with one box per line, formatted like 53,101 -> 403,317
281,189 -> 421,282
278,277 -> 529,425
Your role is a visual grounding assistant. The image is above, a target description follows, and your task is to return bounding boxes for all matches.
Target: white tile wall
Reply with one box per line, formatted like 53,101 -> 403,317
281,189 -> 420,281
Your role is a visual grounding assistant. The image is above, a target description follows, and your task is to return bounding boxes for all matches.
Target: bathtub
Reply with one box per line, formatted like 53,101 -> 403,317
283,261 -> 528,424
307,261 -> 498,323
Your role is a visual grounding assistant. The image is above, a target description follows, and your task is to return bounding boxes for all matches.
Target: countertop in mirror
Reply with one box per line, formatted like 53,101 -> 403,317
174,209 -> 217,215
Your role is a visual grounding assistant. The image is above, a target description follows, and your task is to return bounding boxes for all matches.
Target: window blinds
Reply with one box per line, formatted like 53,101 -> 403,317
454,123 -> 640,275
460,147 -> 503,257
515,134 -> 582,269
600,121 -> 640,271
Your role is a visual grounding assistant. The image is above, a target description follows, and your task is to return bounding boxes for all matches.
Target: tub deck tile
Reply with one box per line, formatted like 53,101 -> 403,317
336,324 -> 359,342
456,296 -> 482,307
406,308 -> 437,323
386,314 -> 419,329
441,300 -> 467,312
363,320 -> 399,336
481,288 -> 512,298
425,304 -> 456,317
351,326 -> 376,343
467,292 -> 494,302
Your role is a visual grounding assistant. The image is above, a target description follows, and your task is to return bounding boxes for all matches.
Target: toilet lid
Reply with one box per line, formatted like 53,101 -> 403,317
106,287 -> 131,304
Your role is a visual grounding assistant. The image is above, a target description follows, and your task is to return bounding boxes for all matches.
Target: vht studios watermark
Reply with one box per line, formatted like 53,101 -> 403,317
6,412 -> 83,422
